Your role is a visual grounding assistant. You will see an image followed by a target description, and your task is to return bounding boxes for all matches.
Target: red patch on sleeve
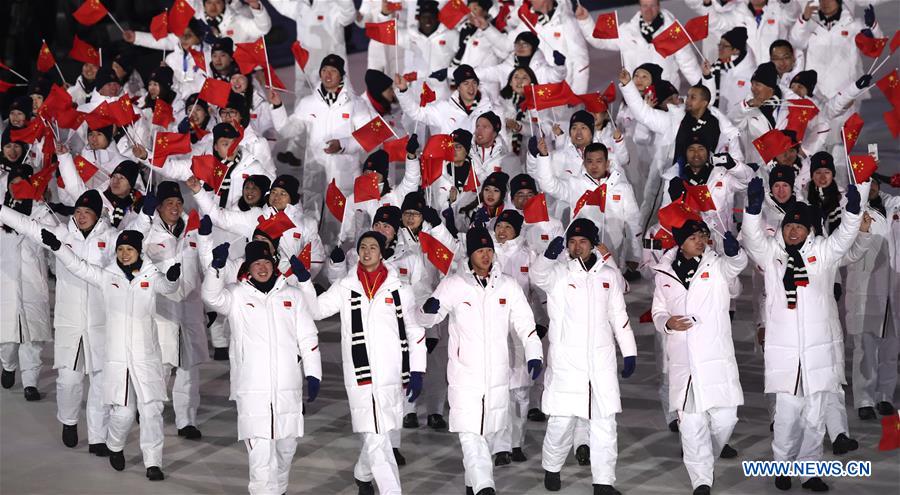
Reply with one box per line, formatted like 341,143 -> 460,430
612,194 -> 621,201
399,267 -> 408,275
97,241 -> 106,248
342,113 -> 350,119
715,181 -> 723,187
317,15 -> 324,20
767,18 -> 775,24
189,241 -> 196,248
737,80 -> 746,87
520,266 -> 529,273
439,40 -> 446,46
473,40 -> 479,46
700,272 -> 709,279
293,232 -> 301,239
602,282 -> 610,288
242,174 -> 249,179
807,256 -> 817,263
283,300 -> 292,308
499,298 -> 506,305
140,281 -> 149,288
540,234 -> 549,240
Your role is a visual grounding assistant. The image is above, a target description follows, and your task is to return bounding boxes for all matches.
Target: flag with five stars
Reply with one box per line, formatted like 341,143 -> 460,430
652,22 -> 692,58
592,12 -> 618,39
439,0 -> 469,29
684,184 -> 716,212
152,132 -> 191,167
522,81 -> 577,111
785,98 -> 820,142
421,134 -> 454,188
352,115 -> 395,152
354,172 -> 382,203
150,10 -> 169,40
523,193 -> 549,223
753,129 -> 794,164
849,155 -> 877,184
842,113 -> 864,152
37,41 -> 56,73
73,0 -> 108,26
191,154 -> 229,190
365,20 -> 397,45
326,179 -> 347,222
69,35 -> 101,66
168,0 -> 195,36
684,14 -> 709,41
152,98 -> 175,128
73,156 -> 100,183
419,231 -> 454,275
11,164 -> 57,200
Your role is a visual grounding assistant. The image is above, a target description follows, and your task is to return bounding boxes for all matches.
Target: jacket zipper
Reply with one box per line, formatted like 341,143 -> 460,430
372,396 -> 379,434
682,376 -> 692,411
18,316 -> 23,344
177,327 -> 182,368
882,299 -> 891,339
588,381 -> 592,420
270,403 -> 275,439
124,369 -> 130,407
73,337 -> 83,370
792,361 -> 801,395
480,396 -> 485,436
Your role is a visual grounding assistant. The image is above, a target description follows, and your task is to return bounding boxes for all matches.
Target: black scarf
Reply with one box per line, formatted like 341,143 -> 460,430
209,151 -> 243,208
684,163 -> 713,186
513,54 -> 533,68
759,92 -> 782,129
446,158 -> 472,190
104,190 -> 134,227
675,110 -> 720,164
870,195 -> 886,218
819,7 -> 842,29
709,52 -> 746,107
672,252 -> 701,288
205,14 -> 224,35
452,22 -> 479,67
319,84 -> 342,106
807,182 -> 841,234
537,2 -> 557,25
117,259 -> 143,282
348,289 -> 410,389
578,253 -> 598,272
249,275 -> 277,294
770,193 -> 797,214
783,244 -> 808,309
164,217 -> 186,239
639,14 -> 665,43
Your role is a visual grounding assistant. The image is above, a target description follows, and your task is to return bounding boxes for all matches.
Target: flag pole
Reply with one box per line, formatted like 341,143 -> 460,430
680,21 -> 707,64
2,65 -> 29,83
106,11 -> 126,34
43,39 -> 69,86
869,51 -> 895,76
261,37 -> 273,89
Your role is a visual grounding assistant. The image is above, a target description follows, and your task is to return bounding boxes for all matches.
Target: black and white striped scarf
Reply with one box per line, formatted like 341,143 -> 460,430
639,14 -> 665,43
672,252 -> 701,288
319,84 -> 342,106
708,52 -> 745,107
214,151 -> 243,208
808,183 -> 841,234
349,290 -> 410,387
452,23 -> 479,67
104,190 -> 133,227
783,245 -> 809,309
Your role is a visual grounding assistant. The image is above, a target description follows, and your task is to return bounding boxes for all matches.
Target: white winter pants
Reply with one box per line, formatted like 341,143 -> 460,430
543,414 -> 618,485
57,367 -> 110,444
824,388 -> 850,442
106,375 -> 164,468
772,391 -> 826,481
852,333 -> 899,408
678,406 -> 738,489
165,364 -> 200,429
354,432 -> 401,495
459,432 -> 494,493
245,437 -> 297,495
0,341 -> 43,387
492,386 -> 531,453
655,331 -> 677,424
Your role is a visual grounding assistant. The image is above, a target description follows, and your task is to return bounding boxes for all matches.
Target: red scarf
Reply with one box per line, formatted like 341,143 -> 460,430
357,263 -> 388,300
367,91 -> 388,116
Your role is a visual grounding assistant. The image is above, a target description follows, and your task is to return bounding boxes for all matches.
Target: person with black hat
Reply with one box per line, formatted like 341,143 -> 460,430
419,226 -> 542,495
111,52 -> 146,101
705,26 -> 755,116
237,174 -> 270,211
5,96 -> 33,131
179,93 -> 214,144
1,127 -> 30,174
124,19 -> 211,97
531,218 -> 635,495
424,128 -> 482,215
511,0 -> 589,94
361,70 -> 405,143
393,0 -> 458,85
505,173 -> 565,255
68,55 -> 100,106
209,37 -> 239,82
473,30 -> 566,96
131,67 -> 181,149
460,170 -> 509,232
538,110 -> 600,220
41,228 -> 181,481
742,176 -> 866,492
311,229 -> 426,495
800,151 -> 844,235
200,0 -> 272,42
767,129 -> 811,192
201,237 -> 320,495
729,61 -> 795,164
0,188 -> 117,453
494,66 -> 547,164
56,143 -> 142,228
206,90 -> 275,171
395,63 -> 495,135
650,219 -> 746,495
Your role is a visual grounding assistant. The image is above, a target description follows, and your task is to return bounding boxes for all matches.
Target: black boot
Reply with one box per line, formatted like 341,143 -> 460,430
693,485 -> 711,495
109,450 -> 126,471
544,470 -> 561,491
668,419 -> 679,433
213,347 -> 229,361
511,447 -> 527,462
62,424 -> 78,448
475,489 -> 495,495
146,466 -> 165,481
493,451 -> 511,466
832,433 -> 857,455
876,401 -> 896,416
178,425 -> 202,440
427,414 -> 447,429
858,406 -> 877,420
393,448 -> 406,466
623,267 -> 641,282
770,421 -> 774,432
593,484 -> 621,495
801,477 -> 829,492
465,487 -> 474,495
775,476 -> 792,491
719,444 -> 737,458
575,444 -> 590,466
1,369 -> 13,388
527,408 -> 547,422
89,443 -> 110,457
277,151 -> 303,167
23,386 -> 40,401
355,478 -> 375,495
403,412 -> 419,428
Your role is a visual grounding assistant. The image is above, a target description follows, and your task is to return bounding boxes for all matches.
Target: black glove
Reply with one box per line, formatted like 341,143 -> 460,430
527,136 -> 539,157
723,231 -> 740,257
535,324 -> 548,340
41,228 -> 61,251
471,207 -> 489,228
177,117 -> 191,134
306,376 -> 320,402
441,208 -> 459,237
166,263 -> 181,281
712,153 -> 736,170
429,68 -> 448,82
747,162 -> 760,172
425,338 -> 439,354
856,74 -> 873,89
544,236 -> 565,260
211,242 -> 230,269
406,133 -> 419,154
423,297 -> 440,314
667,178 -> 685,201
422,206 -> 441,227
198,215 -> 213,236
552,50 -> 566,66
746,177 -> 764,215
330,245 -> 345,263
864,4 -> 875,28
141,192 -> 158,217
845,183 -> 860,214
289,255 -> 310,283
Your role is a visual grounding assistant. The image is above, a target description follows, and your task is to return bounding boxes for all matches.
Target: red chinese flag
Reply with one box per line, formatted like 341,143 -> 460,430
493,2 -> 511,31
109,95 -> 139,126
185,209 -> 200,233
37,41 -> 55,73
419,231 -> 454,275
383,136 -> 410,162
291,41 -> 310,70
73,0 -> 108,26
652,227 -> 677,250
523,82 -> 577,111
352,115 -> 395,153
523,193 -> 549,223
168,0 -> 195,36
226,121 -> 245,157
891,30 -> 900,54
44,84 -> 74,113
402,72 -> 418,82
753,129 -> 794,163
188,48 -> 206,73
365,20 -> 397,46
234,39 -> 267,74
884,105 -> 900,138
855,32 -> 888,58
879,414 -> 900,451
601,82 -> 617,104
150,10 -> 169,40
152,98 -> 175,128
420,82 -> 437,107
56,106 -> 85,130
462,168 -> 479,193
784,99 -> 820,142
592,12 -> 618,39
849,155 -> 877,183
876,69 -> 900,107
684,184 -> 716,212
587,183 -> 607,213
325,179 -> 346,222
191,154 -> 228,189
354,172 -> 382,203
198,78 -> 231,108
572,190 -> 591,217
842,113 -> 864,152
439,0 -> 469,29
11,164 -> 57,200
0,80 -> 13,93
684,14 -> 709,41
85,101 -> 115,129
10,118 -> 47,144
518,1 -> 539,32
652,22 -> 691,58
69,35 -> 100,66
73,156 -> 99,182
298,243 -> 312,270
574,92 -> 608,113
152,132 -> 191,167
386,2 -> 403,12
658,197 -> 702,231
256,211 -> 296,240
421,134 -> 454,187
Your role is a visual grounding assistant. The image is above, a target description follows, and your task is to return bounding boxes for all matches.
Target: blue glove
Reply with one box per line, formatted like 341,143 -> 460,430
845,183 -> 861,214
306,376 -> 320,402
166,263 -> 181,282
621,356 -> 636,378
552,50 -> 566,66
472,207 -> 490,228
290,255 -> 310,283
407,371 -> 424,402
864,4 -> 875,28
423,297 -> 440,314
860,28 -> 874,38
198,215 -> 213,236
442,208 -> 459,237
723,231 -> 740,257
211,242 -> 230,269
177,117 -> 190,134
746,177 -> 764,215
667,178 -> 685,201
406,133 -> 419,154
330,245 -> 345,263
141,192 -> 158,216
544,236 -> 565,260
429,68 -> 448,82
528,359 -> 543,380
527,136 -> 539,157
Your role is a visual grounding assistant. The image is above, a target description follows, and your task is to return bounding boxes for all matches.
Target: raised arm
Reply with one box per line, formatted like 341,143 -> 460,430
201,265 -> 234,314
